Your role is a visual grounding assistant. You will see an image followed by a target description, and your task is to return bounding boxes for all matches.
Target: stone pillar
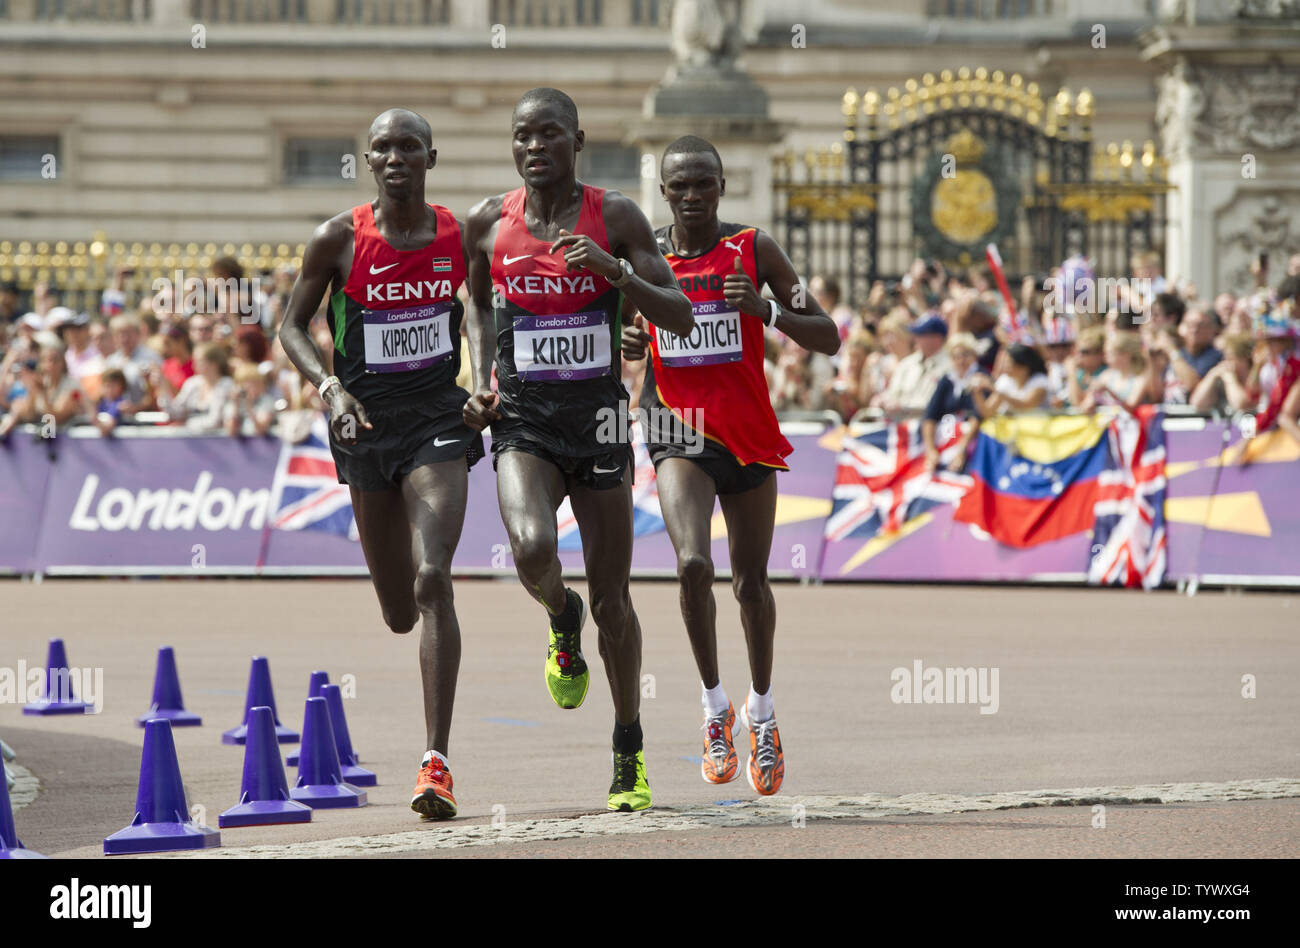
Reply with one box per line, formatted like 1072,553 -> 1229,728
623,2 -> 790,232
1144,1 -> 1300,296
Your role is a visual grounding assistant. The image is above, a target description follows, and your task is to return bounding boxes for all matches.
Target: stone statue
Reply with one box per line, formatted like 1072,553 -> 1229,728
671,0 -> 747,73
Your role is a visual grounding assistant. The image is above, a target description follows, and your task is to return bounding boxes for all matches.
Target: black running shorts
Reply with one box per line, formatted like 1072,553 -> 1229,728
329,386 -> 484,492
649,436 -> 779,496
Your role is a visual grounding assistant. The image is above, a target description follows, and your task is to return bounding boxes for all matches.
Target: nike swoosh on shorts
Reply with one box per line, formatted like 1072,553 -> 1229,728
591,465 -> 621,474
433,437 -> 461,447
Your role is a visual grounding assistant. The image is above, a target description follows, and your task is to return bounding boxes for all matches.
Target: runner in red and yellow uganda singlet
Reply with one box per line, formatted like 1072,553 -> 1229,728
642,222 -> 792,470
488,184 -> 629,463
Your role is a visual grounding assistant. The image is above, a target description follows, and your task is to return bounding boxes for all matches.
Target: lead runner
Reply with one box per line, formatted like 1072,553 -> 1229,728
279,108 -> 483,821
621,135 -> 840,795
461,88 -> 693,811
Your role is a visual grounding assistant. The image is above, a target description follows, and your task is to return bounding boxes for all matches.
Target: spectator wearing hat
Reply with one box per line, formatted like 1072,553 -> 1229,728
56,310 -> 105,390
922,332 -> 986,472
1247,304 -> 1300,438
874,313 -> 951,412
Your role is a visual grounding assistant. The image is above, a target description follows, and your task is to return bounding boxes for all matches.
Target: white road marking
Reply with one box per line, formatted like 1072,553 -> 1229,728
165,777 -> 1300,858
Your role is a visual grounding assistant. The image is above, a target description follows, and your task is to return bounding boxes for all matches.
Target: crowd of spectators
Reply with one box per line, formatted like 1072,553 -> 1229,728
2,249 -> 1298,458
0,258 -> 343,440
761,251 -> 1300,461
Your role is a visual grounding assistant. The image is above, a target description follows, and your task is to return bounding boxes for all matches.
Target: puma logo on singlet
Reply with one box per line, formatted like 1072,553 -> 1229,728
724,240 -> 744,254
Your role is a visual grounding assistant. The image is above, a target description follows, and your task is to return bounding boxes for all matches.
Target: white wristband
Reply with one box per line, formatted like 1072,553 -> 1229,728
318,375 -> 341,399
766,299 -> 781,328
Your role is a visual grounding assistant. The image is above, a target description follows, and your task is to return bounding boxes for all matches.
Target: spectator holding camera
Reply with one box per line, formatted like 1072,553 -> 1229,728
0,337 -> 86,438
223,362 -> 276,437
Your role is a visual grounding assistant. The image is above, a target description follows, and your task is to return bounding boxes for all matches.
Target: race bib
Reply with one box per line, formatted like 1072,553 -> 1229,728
657,300 -> 743,367
512,310 -> 611,381
363,301 -> 454,373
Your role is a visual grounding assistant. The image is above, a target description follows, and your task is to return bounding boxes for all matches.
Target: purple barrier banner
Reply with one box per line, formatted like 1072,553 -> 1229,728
0,434 -> 52,574
1164,422 -> 1300,584
6,420 -> 1297,584
34,435 -> 281,572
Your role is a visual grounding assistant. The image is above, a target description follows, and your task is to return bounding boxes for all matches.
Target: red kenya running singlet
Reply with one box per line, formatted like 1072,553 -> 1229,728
489,185 -> 627,457
328,202 -> 466,404
644,224 -> 791,468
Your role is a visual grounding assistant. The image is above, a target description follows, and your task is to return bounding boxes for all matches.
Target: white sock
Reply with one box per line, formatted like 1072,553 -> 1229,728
747,683 -> 774,722
422,750 -> 449,770
702,681 -> 729,717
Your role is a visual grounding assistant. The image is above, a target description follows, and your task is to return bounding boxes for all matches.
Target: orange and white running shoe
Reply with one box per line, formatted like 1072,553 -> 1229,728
737,703 -> 784,796
700,703 -> 739,784
410,754 -> 457,820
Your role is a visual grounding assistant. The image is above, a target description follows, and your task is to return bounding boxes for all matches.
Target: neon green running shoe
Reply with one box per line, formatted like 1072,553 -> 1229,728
607,749 -> 652,812
545,590 -> 589,709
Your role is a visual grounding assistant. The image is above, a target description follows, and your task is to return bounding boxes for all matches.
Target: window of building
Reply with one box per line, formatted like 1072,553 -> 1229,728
283,136 -> 357,185
0,135 -> 60,180
579,142 -> 641,192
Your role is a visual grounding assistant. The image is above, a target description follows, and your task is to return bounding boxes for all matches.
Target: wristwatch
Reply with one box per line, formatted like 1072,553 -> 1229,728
609,258 -> 634,288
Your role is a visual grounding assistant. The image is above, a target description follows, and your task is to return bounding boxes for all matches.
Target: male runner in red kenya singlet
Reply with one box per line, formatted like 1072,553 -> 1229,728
280,109 -> 480,821
462,88 -> 693,811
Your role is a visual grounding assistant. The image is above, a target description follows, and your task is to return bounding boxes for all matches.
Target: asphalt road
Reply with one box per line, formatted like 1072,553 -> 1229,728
3,579 -> 1296,858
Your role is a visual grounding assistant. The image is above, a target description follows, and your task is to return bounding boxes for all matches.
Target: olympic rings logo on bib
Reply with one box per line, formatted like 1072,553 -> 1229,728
512,309 -> 612,382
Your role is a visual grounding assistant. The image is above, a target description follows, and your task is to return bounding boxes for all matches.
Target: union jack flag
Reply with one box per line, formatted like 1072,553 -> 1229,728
1088,405 -> 1167,588
824,418 -> 973,542
268,414 -> 358,541
556,421 -> 663,551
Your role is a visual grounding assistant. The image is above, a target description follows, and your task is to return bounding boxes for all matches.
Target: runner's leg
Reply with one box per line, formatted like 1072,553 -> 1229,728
402,459 -> 470,757
718,473 -> 778,694
569,464 -> 640,724
655,458 -> 722,688
350,485 -> 419,634
495,450 -> 568,613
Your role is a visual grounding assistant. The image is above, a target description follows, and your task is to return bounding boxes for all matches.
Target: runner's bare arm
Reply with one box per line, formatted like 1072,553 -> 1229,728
279,213 -> 349,389
278,212 -> 372,440
462,197 -> 503,431
752,229 -> 841,356
551,190 -> 693,337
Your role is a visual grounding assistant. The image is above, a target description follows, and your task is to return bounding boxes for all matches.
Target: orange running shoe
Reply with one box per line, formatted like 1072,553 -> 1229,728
700,703 -> 738,784
410,754 -> 457,820
738,703 -> 784,796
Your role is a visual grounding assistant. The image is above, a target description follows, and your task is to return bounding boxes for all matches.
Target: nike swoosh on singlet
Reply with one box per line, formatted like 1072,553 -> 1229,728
502,254 -> 531,265
369,262 -> 399,275
433,437 -> 461,447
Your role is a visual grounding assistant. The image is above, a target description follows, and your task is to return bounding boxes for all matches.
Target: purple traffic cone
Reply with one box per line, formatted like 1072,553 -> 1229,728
23,638 -> 90,715
222,656 -> 299,745
289,697 -> 366,809
285,671 -> 330,766
219,706 -> 312,828
322,683 -> 375,786
104,719 -> 220,855
0,757 -> 45,859
136,646 -> 201,727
